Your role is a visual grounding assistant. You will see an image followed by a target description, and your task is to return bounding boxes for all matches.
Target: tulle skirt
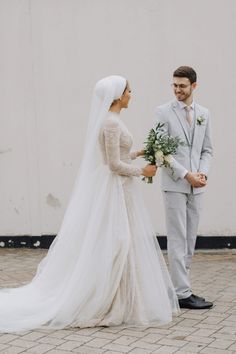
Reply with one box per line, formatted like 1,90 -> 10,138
0,165 -> 179,332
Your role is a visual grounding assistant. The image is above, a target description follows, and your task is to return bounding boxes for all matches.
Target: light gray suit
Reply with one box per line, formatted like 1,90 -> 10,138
155,100 -> 213,299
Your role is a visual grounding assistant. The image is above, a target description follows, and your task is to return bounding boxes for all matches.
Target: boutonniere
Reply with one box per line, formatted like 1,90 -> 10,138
196,116 -> 205,125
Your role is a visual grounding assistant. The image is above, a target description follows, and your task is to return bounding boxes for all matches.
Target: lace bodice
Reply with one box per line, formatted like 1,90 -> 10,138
99,113 -> 142,177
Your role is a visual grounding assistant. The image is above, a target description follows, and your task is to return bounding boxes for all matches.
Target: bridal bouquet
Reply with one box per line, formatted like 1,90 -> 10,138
142,123 -> 185,183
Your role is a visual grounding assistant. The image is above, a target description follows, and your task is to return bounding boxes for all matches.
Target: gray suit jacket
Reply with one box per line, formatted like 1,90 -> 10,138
155,100 -> 213,194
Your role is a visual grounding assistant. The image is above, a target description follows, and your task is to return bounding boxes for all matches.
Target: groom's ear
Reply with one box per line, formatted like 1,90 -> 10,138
192,82 -> 197,90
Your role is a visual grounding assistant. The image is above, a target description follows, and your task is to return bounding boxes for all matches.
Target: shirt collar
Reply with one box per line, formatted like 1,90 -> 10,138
177,100 -> 195,110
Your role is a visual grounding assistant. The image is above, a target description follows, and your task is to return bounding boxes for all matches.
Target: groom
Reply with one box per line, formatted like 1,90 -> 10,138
155,66 -> 213,309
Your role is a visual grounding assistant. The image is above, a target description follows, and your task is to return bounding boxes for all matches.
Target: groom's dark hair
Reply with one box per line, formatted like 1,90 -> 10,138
173,66 -> 197,84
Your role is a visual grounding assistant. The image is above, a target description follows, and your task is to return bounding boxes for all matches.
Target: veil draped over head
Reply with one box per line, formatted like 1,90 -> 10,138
81,75 -> 127,172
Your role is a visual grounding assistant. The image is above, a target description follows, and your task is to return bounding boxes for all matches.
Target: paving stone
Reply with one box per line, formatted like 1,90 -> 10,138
47,350 -> 74,354
202,316 -> 225,325
72,346 -> 105,353
46,330 -> 76,339
195,323 -> 224,331
167,331 -> 195,339
63,334 -> 92,344
22,332 -> 47,341
218,326 -> 236,335
140,333 -> 163,343
84,338 -> 112,348
57,340 -> 84,350
200,348 -> 234,354
128,349 -> 152,354
91,331 -> 121,340
38,336 -> 66,346
119,329 -> 146,338
0,347 -> 26,354
213,333 -> 236,341
177,341 -> 207,352
24,343 -> 55,353
103,342 -> 131,352
208,338 -> 235,349
129,339 -> 161,351
185,335 -> 214,344
180,312 -> 208,321
74,328 -> 102,336
192,328 -> 217,337
228,343 -> 236,350
175,319 -> 201,327
174,351 -> 200,354
153,346 -> 178,353
144,327 -> 172,335
0,334 -> 19,343
112,335 -> 137,345
157,338 -> 187,348
9,339 -> 38,349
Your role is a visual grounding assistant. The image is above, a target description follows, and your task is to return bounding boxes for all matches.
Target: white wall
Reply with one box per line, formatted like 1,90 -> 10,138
0,0 -> 235,236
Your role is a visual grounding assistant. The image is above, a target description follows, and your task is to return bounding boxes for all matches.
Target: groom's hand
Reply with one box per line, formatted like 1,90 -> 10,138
185,172 -> 207,188
198,172 -> 207,181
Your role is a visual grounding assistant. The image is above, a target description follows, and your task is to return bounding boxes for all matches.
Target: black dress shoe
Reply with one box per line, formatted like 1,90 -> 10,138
178,295 -> 213,309
191,293 -> 205,301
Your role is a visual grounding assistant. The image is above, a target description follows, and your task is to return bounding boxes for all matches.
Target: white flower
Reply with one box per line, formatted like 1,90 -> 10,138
155,150 -> 164,166
197,116 -> 205,125
164,154 -> 172,165
155,150 -> 163,159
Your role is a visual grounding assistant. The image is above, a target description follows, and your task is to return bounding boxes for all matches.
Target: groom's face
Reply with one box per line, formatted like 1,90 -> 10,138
172,77 -> 196,102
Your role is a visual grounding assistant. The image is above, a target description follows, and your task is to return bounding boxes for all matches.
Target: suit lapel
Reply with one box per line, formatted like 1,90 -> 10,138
192,103 -> 202,148
171,102 -> 191,145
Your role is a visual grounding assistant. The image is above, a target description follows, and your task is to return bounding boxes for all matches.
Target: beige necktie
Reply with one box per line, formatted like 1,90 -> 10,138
184,106 -> 192,126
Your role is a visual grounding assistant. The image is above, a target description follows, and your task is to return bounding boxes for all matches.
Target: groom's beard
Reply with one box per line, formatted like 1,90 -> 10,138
175,88 -> 193,102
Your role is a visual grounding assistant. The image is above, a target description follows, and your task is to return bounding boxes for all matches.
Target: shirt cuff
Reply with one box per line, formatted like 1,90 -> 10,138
181,169 -> 189,179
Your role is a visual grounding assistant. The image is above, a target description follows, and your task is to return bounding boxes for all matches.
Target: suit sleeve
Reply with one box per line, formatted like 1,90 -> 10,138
198,110 -> 213,176
155,107 -> 188,181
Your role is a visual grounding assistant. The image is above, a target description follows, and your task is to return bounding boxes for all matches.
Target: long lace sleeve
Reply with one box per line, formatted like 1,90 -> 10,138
103,120 -> 142,177
130,151 -> 138,160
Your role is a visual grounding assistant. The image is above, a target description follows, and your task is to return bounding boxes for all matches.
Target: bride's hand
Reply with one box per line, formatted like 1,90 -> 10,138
141,164 -> 157,177
137,149 -> 145,157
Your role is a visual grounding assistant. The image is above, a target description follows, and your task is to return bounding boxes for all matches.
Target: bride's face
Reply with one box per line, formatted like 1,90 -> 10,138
120,84 -> 131,109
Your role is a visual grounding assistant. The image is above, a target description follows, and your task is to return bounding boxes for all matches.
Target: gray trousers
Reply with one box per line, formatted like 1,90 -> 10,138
163,191 -> 203,299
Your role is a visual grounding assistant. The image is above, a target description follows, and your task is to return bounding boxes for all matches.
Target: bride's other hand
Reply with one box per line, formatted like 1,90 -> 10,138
141,164 -> 157,177
137,149 -> 145,157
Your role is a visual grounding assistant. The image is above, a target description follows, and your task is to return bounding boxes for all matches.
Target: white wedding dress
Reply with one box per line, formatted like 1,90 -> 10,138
0,76 -> 179,332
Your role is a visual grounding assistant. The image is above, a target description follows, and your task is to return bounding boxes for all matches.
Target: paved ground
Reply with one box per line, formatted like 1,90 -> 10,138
0,249 -> 236,354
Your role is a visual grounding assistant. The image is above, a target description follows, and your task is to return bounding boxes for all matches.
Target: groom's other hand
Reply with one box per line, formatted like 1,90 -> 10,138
199,172 -> 207,181
185,172 -> 207,188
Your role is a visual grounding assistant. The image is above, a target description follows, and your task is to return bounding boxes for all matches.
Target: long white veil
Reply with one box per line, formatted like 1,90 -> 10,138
41,75 -> 128,259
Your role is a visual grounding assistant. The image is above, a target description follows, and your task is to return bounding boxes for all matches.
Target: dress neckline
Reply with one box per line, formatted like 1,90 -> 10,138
108,111 -> 120,120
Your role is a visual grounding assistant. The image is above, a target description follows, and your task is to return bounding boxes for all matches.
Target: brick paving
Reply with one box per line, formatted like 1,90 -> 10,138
0,248 -> 235,354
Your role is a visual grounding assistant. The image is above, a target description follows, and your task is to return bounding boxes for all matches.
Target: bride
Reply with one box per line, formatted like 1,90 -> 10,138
0,75 -> 179,332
